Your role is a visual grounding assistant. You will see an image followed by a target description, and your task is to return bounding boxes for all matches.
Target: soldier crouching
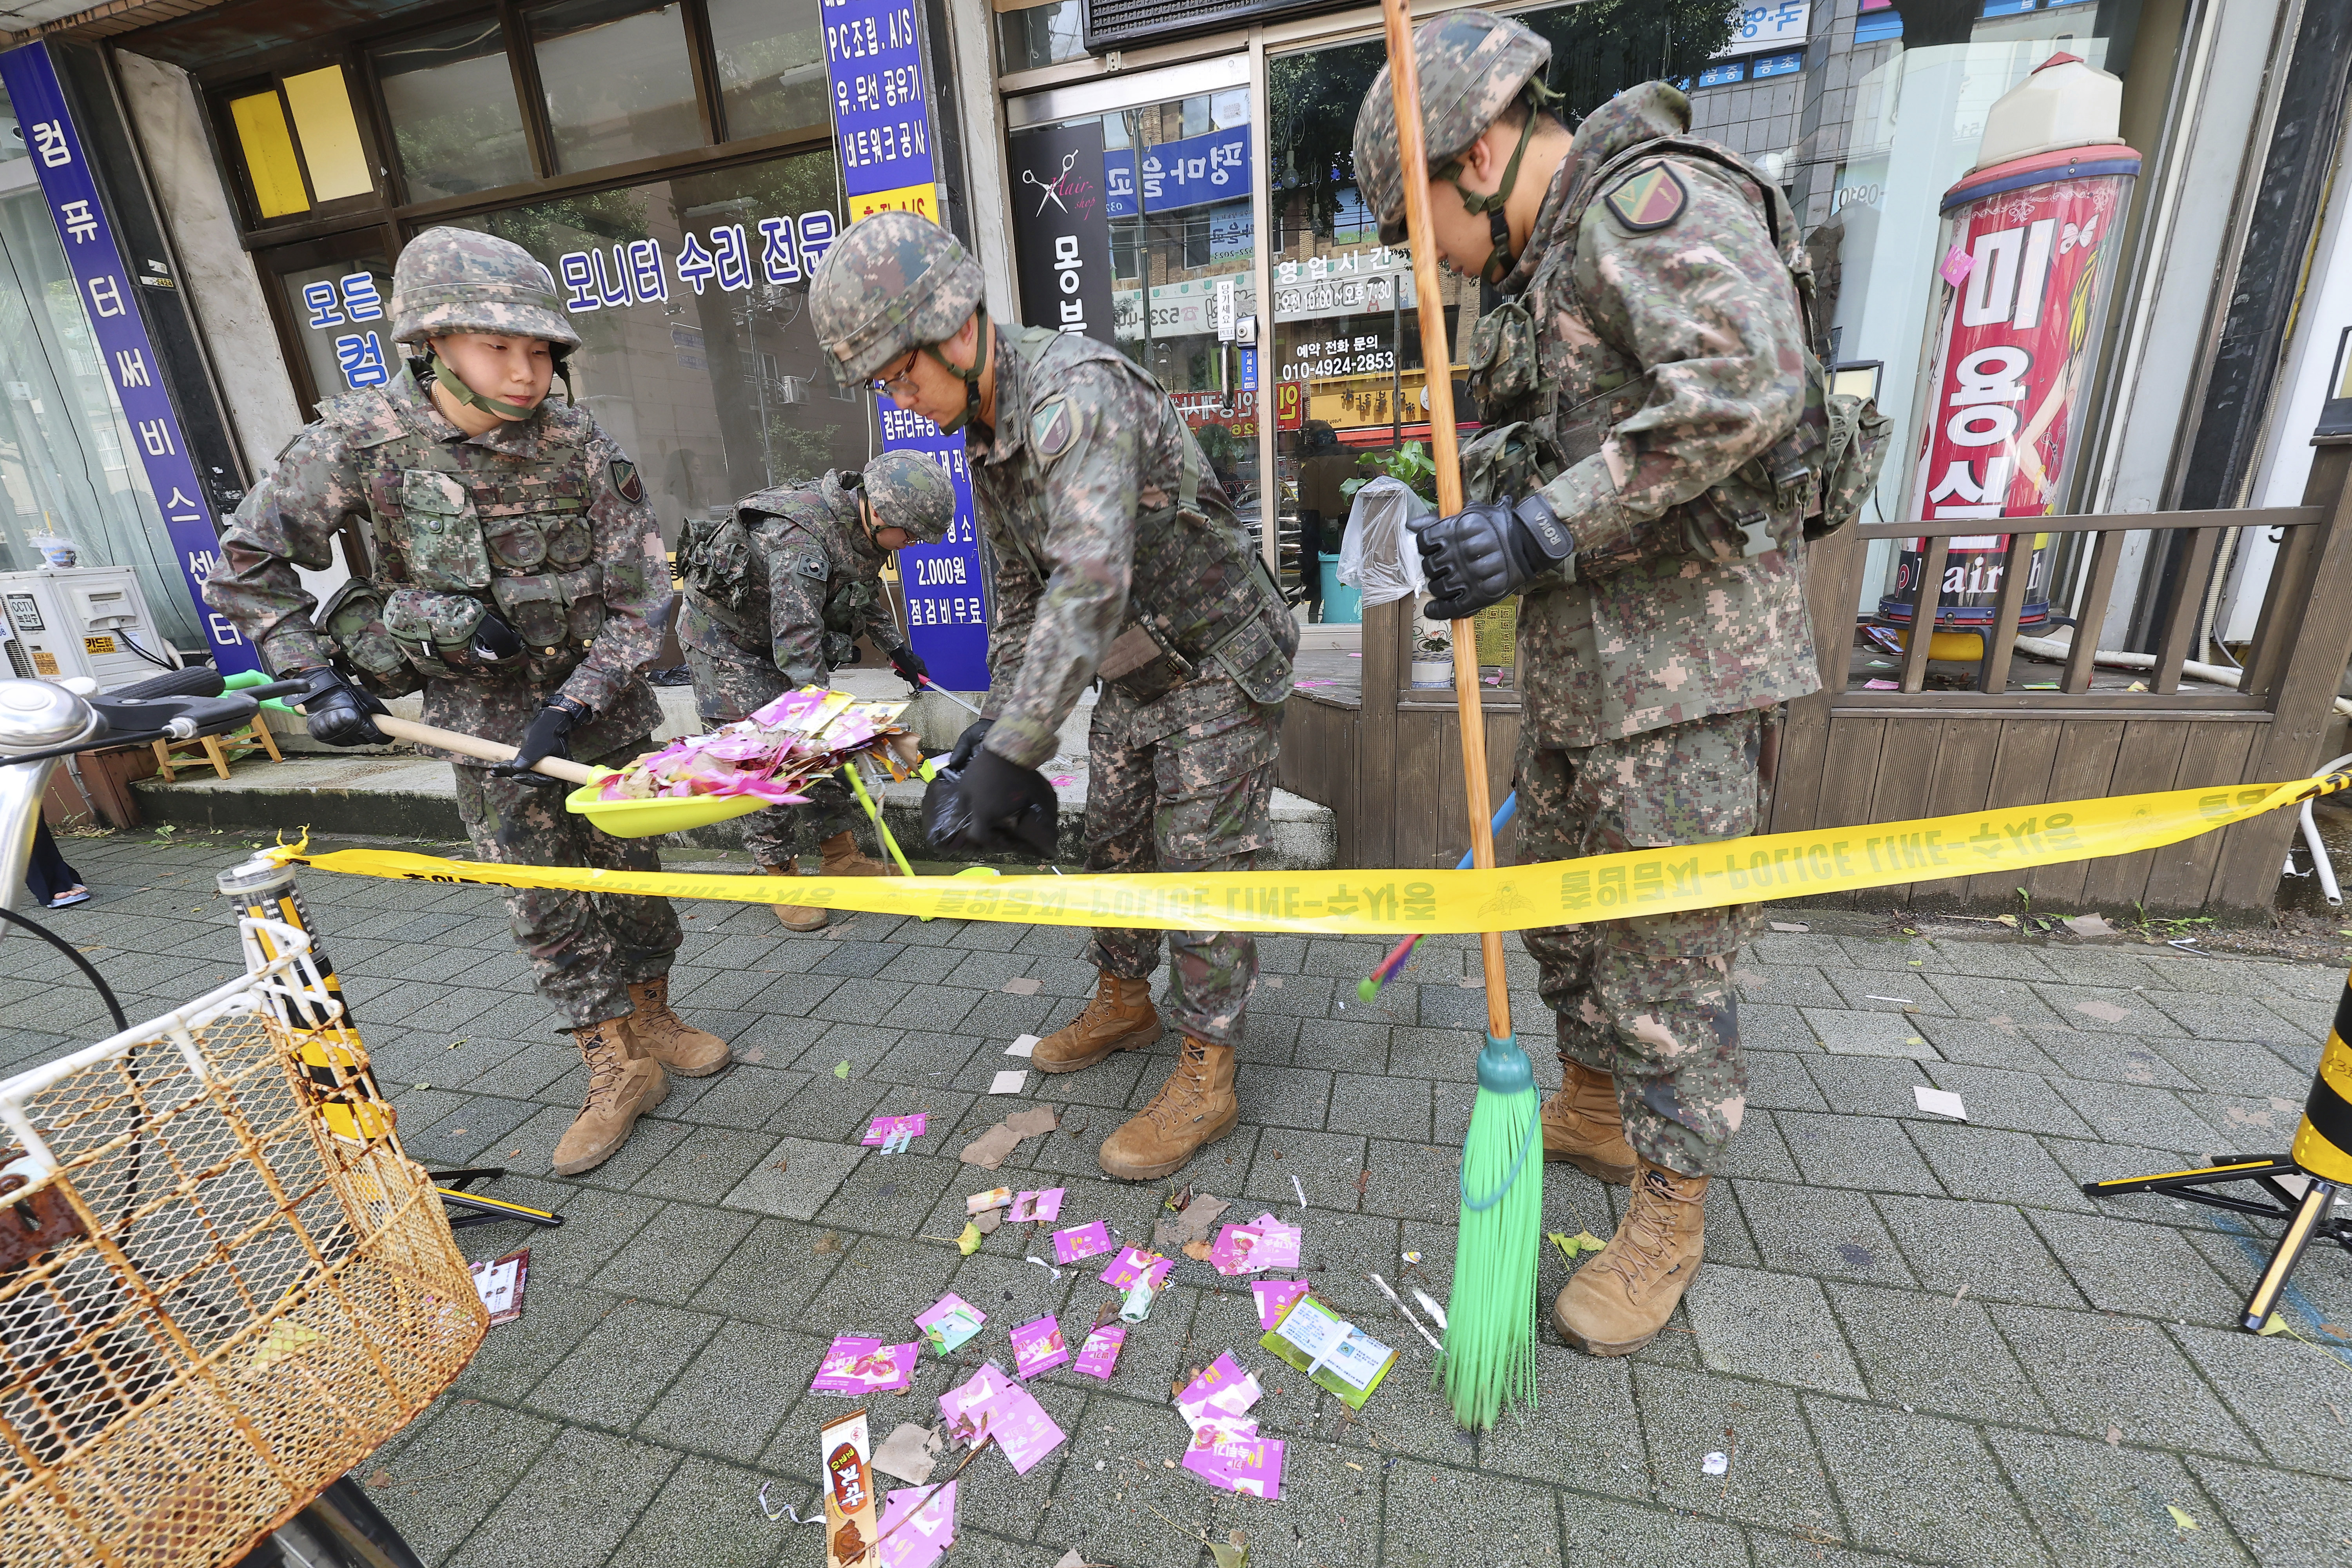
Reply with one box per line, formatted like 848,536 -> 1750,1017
203,226 -> 730,1178
675,452 -> 956,929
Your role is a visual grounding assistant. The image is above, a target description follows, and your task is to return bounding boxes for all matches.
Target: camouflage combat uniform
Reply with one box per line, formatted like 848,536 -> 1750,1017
968,325 -> 1297,1046
675,471 -> 901,867
206,363 -> 681,1034
1470,83 -> 1819,1176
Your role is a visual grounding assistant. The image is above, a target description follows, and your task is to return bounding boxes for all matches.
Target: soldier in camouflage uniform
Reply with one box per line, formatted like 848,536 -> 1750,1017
1357,13 -> 1821,1354
809,212 -> 1298,1182
676,452 -> 958,929
205,227 -> 730,1179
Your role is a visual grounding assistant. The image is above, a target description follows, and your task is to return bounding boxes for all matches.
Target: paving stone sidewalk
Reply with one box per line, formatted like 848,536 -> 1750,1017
5,830 -> 2352,1568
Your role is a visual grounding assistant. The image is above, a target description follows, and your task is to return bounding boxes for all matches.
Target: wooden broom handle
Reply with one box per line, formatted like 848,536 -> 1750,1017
371,713 -> 601,784
1384,0 -> 1512,1042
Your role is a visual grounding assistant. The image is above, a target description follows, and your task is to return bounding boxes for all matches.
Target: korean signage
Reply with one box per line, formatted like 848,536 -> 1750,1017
1103,123 -> 1253,217
0,43 -> 256,673
1886,158 -> 2139,632
1711,3 -> 1808,58
822,0 -> 986,688
1010,123 -> 1118,347
1272,248 -> 1416,323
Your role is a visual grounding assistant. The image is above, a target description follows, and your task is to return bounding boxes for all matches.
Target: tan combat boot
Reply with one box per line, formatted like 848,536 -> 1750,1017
1097,1037 -> 1238,1181
626,973 -> 730,1076
1542,1059 -> 1638,1185
552,1017 -> 668,1177
1033,970 -> 1162,1073
1552,1156 -> 1708,1356
765,859 -> 828,932
818,831 -> 891,877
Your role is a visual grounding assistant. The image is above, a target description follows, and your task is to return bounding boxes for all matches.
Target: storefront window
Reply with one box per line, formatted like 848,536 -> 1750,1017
0,151 -> 199,647
530,0 -> 702,172
708,0 -> 828,138
1006,83 -> 1260,550
394,149 -> 873,538
998,0 -> 1088,74
374,20 -> 535,200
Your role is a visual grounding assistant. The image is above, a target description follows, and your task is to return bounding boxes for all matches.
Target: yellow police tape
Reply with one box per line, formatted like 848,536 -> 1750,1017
274,770 -> 2349,936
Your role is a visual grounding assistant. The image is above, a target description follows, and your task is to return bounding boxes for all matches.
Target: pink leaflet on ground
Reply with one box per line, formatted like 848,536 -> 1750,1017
1009,1315 -> 1069,1379
1182,1436 -> 1284,1499
864,1113 -> 928,1146
1250,1278 -> 1309,1331
1244,1213 -> 1301,1270
876,1481 -> 957,1568
1098,1247 -> 1174,1292
811,1336 -> 916,1394
939,1365 -> 1064,1474
1051,1221 -> 1112,1265
1073,1324 -> 1125,1379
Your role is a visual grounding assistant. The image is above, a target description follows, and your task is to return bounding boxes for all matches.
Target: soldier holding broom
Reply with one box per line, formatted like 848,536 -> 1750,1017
1356,12 -> 1826,1355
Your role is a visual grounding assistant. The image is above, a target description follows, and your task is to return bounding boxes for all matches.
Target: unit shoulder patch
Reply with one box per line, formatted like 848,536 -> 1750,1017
1030,397 -> 1077,461
1601,162 -> 1688,234
608,457 -> 645,504
794,552 -> 830,583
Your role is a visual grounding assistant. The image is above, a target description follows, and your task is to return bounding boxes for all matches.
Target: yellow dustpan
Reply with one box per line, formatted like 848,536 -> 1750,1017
372,714 -> 765,838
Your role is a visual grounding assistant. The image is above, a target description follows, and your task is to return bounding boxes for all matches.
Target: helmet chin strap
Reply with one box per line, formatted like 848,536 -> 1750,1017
920,304 -> 990,436
1437,80 -> 1562,287
428,349 -> 563,420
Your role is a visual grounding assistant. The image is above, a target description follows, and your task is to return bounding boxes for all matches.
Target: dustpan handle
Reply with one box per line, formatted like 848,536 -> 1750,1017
372,713 -> 601,784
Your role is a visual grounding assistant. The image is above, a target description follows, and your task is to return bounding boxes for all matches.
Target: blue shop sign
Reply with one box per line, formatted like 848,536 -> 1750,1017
1103,123 -> 1253,218
0,42 -> 256,673
822,0 -> 935,197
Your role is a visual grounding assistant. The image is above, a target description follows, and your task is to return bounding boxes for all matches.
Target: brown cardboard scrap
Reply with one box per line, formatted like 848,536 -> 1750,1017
1151,1192 -> 1229,1251
872,1423 -> 940,1486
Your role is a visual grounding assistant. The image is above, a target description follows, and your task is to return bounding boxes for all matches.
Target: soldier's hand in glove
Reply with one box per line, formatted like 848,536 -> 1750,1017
945,717 -> 995,773
887,644 -> 929,688
490,695 -> 589,783
960,747 -> 1060,858
1410,493 -> 1575,621
290,666 -> 388,748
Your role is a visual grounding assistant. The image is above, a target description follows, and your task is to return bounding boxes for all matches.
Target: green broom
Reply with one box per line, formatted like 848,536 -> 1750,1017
1380,0 -> 1541,1431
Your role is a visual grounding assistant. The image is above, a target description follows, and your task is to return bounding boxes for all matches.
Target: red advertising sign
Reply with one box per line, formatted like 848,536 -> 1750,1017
1886,161 -> 2134,629
1275,381 -> 1303,432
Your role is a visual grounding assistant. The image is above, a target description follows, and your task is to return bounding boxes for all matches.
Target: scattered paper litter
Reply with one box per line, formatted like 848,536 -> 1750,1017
959,1105 -> 1059,1169
1010,1315 -> 1070,1378
876,1480 -> 958,1568
2073,998 -> 2133,1024
939,1365 -> 1065,1474
864,1113 -> 927,1147
967,1188 -> 1013,1216
916,1294 -> 985,1357
974,1209 -> 1002,1234
1052,1220 -> 1113,1265
1290,1174 -> 1308,1210
1769,921 -> 1810,933
1152,1191 -> 1230,1250
1100,1247 -> 1174,1293
1250,1278 -> 1309,1331
1074,1323 -> 1125,1379
1702,1451 -> 1729,1477
990,1070 -> 1029,1095
811,1336 -> 916,1396
1913,1085 -> 1968,1120
1864,995 -> 1915,1005
1210,1213 -> 1302,1276
1008,1188 -> 1065,1223
2065,913 -> 2120,939
1005,1034 -> 1039,1057
871,1423 -> 942,1485
1176,1354 -> 1263,1434
1183,1432 -> 1284,1499
468,1248 -> 529,1325
1002,977 -> 1042,995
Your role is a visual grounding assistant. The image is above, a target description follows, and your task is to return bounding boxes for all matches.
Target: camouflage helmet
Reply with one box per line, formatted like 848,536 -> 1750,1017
390,226 -> 581,350
1353,10 -> 1553,246
809,212 -> 985,384
855,450 -> 957,545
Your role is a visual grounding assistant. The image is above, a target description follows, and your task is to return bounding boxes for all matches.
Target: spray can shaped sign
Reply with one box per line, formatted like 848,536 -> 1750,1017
1881,54 -> 2140,646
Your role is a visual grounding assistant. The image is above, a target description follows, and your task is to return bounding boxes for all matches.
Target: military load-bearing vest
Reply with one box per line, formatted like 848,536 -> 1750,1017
313,385 -> 608,697
994,324 -> 1298,707
675,478 -> 878,669
1461,135 -> 1889,567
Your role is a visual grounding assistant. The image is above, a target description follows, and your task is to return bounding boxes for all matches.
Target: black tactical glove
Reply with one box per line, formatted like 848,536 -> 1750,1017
290,666 -> 388,748
887,644 -> 929,687
1411,493 -> 1575,621
490,696 -> 587,783
960,746 -> 1060,858
945,717 -> 995,773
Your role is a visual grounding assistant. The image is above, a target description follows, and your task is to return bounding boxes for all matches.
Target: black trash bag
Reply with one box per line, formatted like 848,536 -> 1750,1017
923,760 -> 1058,858
922,761 -> 977,853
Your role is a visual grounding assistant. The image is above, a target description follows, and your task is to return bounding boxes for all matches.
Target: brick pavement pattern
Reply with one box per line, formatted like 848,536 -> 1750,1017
5,831 -> 2351,1568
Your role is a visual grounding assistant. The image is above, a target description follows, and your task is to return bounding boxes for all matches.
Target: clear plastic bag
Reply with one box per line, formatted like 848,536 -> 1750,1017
1334,477 -> 1430,608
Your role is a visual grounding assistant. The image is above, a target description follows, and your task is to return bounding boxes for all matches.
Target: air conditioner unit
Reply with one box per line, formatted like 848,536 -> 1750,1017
0,564 -> 184,689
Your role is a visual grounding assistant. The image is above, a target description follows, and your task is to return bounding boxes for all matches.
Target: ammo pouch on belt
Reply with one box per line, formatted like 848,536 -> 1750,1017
491,566 -> 604,654
385,587 -> 494,679
318,577 -> 422,700
1099,554 -> 1298,706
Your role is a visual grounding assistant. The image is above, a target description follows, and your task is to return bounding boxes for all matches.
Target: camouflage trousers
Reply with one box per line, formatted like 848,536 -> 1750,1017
1515,708 -> 1765,1178
684,646 -> 860,867
1084,678 -> 1282,1047
451,737 -> 683,1033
